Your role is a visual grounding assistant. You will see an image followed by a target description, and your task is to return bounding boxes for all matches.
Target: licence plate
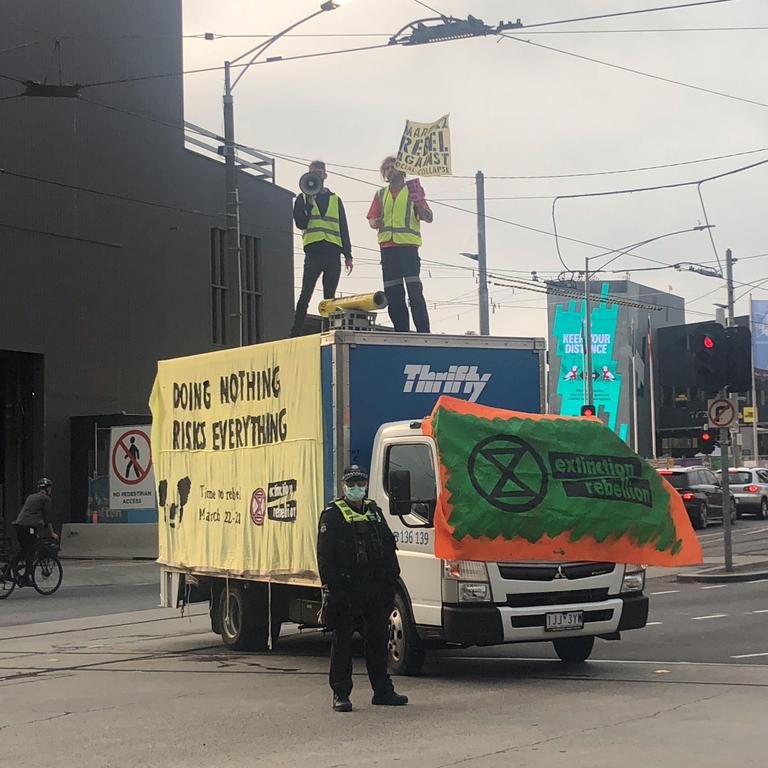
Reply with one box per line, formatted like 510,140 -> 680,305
545,611 -> 584,632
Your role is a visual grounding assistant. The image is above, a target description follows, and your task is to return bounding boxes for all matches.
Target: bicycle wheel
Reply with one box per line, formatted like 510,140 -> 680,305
0,562 -> 16,599
32,556 -> 63,595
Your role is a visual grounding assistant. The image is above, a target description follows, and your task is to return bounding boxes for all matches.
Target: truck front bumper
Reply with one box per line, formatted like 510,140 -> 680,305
442,593 -> 648,646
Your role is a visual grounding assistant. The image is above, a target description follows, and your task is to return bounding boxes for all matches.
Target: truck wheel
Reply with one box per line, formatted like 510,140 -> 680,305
387,592 -> 425,676
220,585 -> 266,651
553,636 -> 595,663
210,587 -> 222,635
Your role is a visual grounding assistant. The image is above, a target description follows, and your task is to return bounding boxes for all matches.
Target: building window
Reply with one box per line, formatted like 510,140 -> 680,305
211,228 -> 227,345
240,234 -> 262,345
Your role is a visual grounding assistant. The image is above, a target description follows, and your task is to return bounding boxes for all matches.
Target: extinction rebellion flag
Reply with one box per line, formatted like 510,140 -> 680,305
424,397 -> 702,566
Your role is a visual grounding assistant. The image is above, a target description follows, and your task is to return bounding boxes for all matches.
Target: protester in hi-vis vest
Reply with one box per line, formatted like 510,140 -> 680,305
291,160 -> 353,337
367,156 -> 433,333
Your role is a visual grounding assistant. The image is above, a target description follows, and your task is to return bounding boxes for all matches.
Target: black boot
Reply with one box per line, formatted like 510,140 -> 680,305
371,690 -> 408,706
332,694 -> 352,712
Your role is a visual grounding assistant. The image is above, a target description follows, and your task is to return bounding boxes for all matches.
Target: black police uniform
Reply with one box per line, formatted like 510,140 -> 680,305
317,497 -> 400,701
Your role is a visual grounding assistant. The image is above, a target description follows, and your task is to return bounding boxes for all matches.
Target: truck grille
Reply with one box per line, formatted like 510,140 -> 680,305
505,588 -> 610,608
497,562 -> 616,581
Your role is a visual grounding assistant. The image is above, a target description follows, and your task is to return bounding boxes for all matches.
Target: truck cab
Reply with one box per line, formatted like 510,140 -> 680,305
370,421 -> 649,674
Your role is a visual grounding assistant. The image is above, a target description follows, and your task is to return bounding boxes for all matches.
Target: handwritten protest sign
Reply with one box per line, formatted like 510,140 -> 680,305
395,114 -> 451,177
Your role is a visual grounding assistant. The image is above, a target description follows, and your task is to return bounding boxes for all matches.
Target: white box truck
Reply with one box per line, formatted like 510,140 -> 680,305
153,332 -> 648,675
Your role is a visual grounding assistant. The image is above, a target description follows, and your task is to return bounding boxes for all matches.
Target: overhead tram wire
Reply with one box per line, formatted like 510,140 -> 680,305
55,99 -> 764,284
550,156 -> 768,271
499,34 -> 768,112
517,0 -> 739,30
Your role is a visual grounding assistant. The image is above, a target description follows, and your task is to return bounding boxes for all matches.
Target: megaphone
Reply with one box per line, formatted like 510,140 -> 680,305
299,172 -> 323,196
318,291 -> 388,317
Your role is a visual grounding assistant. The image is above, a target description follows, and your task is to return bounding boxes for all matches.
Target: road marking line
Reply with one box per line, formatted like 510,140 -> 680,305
746,579 -> 768,584
691,613 -> 728,620
646,621 -> 663,626
731,652 -> 768,659
701,585 -> 727,590
650,590 -> 680,595
743,526 -> 768,536
751,609 -> 768,614
439,656 -> 768,668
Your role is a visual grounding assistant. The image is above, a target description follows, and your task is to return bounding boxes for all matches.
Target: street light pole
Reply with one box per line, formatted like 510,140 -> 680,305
475,171 -> 490,335
584,256 -> 594,406
220,3 -> 343,346
223,61 -> 242,346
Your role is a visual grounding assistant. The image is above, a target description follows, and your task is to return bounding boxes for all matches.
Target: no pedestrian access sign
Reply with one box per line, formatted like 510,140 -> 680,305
707,398 -> 738,429
109,426 -> 156,510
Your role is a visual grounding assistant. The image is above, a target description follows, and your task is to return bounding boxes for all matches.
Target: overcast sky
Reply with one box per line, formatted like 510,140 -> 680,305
181,0 -> 768,337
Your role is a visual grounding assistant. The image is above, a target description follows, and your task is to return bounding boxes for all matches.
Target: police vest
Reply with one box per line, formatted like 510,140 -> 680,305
303,194 -> 343,248
334,499 -> 382,524
377,186 -> 422,247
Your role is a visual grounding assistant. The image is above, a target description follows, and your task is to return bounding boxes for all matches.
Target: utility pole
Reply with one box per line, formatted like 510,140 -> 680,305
725,248 -> 743,466
475,171 -> 490,335
750,294 -> 760,461
223,61 -> 243,347
584,256 -> 594,406
720,247 -> 735,573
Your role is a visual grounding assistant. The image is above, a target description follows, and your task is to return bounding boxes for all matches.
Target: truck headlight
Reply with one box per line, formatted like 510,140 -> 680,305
622,564 -> 646,593
442,560 -> 491,603
457,582 -> 491,603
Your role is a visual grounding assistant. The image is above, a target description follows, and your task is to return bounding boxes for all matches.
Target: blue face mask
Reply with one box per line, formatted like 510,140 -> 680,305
344,485 -> 366,502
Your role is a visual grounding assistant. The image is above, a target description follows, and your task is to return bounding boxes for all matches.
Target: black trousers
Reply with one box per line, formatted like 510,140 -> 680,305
329,590 -> 394,698
380,246 -> 430,333
291,251 -> 342,335
14,525 -> 36,576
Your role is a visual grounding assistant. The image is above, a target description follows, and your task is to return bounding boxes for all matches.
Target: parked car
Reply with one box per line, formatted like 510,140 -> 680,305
657,466 -> 736,530
715,467 -> 768,520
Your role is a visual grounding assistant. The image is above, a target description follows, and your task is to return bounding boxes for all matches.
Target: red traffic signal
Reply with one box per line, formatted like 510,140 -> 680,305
580,404 -> 596,417
698,430 -> 715,455
703,335 -> 715,350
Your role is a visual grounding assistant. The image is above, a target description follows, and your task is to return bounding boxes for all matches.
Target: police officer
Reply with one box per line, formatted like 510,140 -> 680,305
12,478 -> 58,585
317,465 -> 408,712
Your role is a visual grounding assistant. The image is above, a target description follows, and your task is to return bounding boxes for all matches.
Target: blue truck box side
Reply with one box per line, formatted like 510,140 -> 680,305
321,332 -> 545,502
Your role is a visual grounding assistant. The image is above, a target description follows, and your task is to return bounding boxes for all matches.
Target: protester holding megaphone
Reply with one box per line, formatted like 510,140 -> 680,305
367,156 -> 432,333
291,160 -> 353,337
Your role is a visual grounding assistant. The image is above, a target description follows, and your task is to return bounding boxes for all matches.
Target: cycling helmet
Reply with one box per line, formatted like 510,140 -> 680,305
37,477 -> 53,489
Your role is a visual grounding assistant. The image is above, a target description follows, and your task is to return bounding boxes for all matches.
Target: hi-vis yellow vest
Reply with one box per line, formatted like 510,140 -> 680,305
334,499 -> 382,524
377,186 -> 422,247
303,194 -> 343,248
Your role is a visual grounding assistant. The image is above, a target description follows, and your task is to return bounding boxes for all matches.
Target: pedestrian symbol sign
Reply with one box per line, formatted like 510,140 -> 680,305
109,426 -> 156,510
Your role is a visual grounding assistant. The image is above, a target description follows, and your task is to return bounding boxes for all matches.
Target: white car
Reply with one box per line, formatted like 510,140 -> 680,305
716,467 -> 768,520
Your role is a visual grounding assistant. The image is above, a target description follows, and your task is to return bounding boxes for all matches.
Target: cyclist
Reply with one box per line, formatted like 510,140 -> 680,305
12,478 -> 58,586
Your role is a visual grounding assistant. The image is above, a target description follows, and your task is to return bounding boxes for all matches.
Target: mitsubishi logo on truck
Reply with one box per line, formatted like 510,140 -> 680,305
402,364 -> 491,402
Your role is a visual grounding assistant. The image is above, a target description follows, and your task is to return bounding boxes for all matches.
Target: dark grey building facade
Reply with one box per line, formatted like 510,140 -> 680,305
0,1 -> 294,535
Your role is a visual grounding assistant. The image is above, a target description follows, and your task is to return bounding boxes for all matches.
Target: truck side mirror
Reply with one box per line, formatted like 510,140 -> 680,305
389,469 -> 412,510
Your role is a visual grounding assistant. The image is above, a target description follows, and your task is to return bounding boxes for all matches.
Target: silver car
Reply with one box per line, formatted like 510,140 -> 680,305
716,467 -> 768,519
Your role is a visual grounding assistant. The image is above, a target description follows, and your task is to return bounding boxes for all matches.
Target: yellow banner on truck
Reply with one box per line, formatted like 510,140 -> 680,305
149,336 -> 324,581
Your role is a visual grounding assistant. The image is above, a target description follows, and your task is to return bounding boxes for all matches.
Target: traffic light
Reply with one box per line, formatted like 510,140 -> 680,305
580,404 -> 596,417
723,325 -> 752,393
698,430 -> 716,455
692,323 -> 725,393
657,321 -> 751,394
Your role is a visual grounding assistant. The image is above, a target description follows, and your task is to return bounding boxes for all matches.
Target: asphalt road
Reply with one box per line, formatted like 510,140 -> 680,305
0,519 -> 766,768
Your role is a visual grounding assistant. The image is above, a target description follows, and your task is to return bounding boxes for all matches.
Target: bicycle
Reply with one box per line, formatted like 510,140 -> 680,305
0,537 -> 63,599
